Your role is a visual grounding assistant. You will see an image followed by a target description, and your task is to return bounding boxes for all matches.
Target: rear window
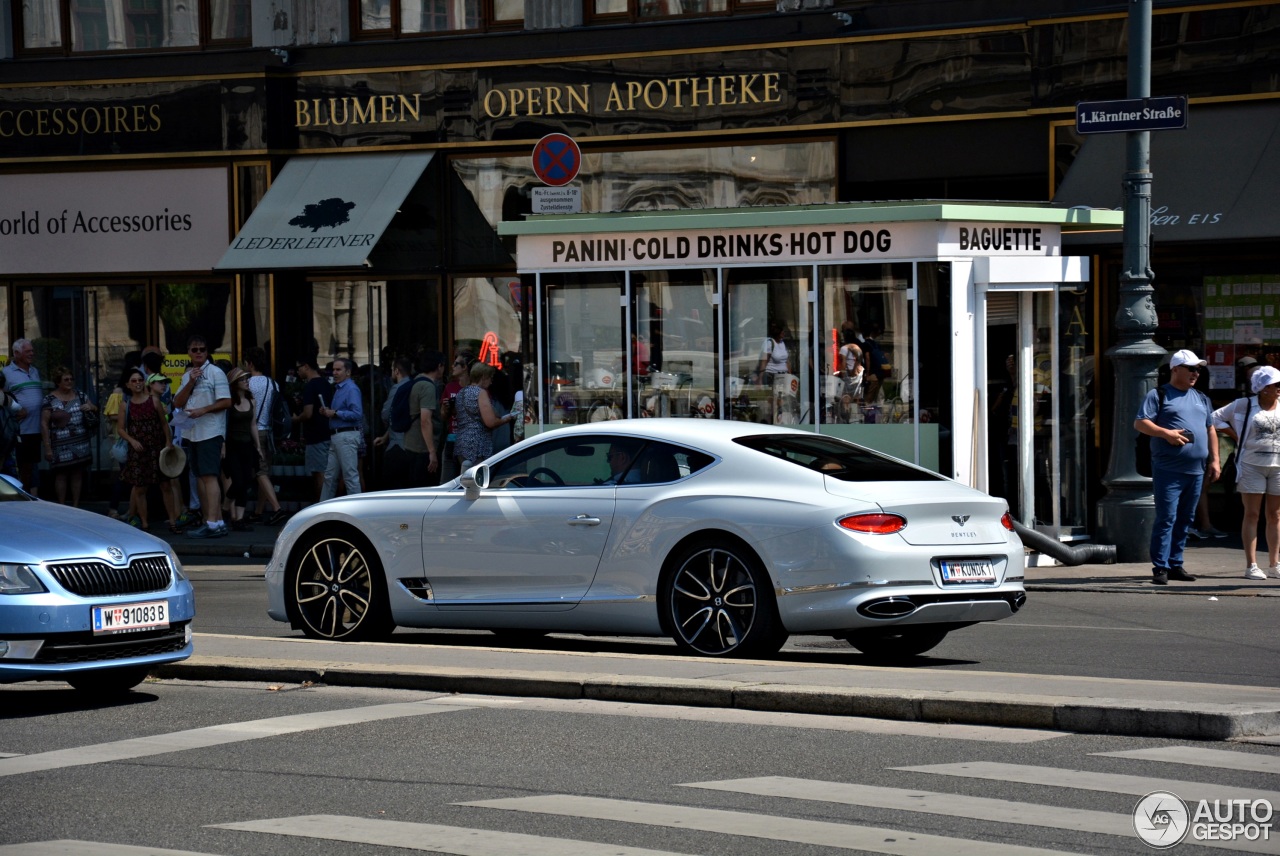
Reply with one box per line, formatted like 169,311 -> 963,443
734,434 -> 944,482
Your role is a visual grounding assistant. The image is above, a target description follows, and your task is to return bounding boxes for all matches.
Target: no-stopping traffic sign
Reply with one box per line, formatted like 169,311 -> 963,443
532,133 -> 581,187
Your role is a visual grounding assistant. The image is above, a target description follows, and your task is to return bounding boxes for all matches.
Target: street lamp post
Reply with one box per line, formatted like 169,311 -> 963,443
1097,0 -> 1166,561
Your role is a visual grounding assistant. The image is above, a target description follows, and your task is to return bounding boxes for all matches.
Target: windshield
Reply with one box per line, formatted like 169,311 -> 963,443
0,476 -> 34,501
734,434 -> 944,482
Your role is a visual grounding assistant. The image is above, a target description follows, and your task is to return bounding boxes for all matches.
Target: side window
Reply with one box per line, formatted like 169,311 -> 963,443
629,441 -> 713,484
487,436 -> 713,488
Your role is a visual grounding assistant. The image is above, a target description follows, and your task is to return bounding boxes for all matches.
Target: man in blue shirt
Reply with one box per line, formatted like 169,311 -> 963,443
1135,349 -> 1220,585
319,357 -> 364,501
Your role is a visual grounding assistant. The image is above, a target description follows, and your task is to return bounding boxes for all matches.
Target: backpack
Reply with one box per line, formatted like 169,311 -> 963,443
865,338 -> 891,381
257,379 -> 292,444
390,376 -> 432,433
0,393 -> 18,464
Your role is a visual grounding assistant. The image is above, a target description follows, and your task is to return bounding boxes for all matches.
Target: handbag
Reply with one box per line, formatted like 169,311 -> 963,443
79,392 -> 100,433
110,399 -> 130,465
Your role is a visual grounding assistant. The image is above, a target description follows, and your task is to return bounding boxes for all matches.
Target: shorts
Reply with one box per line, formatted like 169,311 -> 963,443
16,433 -> 41,467
188,437 -> 224,478
305,441 -> 330,474
255,434 -> 274,479
1236,461 -> 1280,495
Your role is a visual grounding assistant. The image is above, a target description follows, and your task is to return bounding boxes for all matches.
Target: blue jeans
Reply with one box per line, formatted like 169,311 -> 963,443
1150,466 -> 1203,570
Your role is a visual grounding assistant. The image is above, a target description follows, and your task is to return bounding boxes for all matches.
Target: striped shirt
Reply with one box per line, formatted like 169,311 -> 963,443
1,363 -> 43,434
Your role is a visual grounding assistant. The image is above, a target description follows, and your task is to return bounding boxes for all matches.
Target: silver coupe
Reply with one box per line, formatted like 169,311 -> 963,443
266,420 -> 1025,659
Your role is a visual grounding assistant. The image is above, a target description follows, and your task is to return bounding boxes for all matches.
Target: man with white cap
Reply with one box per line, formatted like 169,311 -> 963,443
1135,349 -> 1220,585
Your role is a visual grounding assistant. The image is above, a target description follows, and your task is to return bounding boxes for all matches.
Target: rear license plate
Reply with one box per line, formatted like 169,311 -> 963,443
92,600 -> 169,635
939,560 -> 997,584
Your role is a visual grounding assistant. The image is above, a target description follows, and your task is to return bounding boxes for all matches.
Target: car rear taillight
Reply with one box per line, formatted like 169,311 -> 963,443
838,513 -> 906,534
1000,511 -> 1015,531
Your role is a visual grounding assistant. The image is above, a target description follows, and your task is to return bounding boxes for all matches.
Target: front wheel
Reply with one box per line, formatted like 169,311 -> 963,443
844,628 -> 948,661
289,531 -> 394,641
66,665 -> 150,695
661,540 -> 786,658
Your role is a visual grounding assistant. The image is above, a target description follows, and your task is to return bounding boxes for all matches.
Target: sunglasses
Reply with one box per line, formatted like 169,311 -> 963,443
1180,366 -> 1201,374
189,347 -> 207,353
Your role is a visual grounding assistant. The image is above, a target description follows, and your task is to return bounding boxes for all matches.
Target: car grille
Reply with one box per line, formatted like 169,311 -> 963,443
33,623 -> 189,664
45,555 -> 172,597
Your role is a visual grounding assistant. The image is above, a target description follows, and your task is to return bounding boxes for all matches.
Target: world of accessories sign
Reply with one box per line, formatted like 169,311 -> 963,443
0,168 -> 228,274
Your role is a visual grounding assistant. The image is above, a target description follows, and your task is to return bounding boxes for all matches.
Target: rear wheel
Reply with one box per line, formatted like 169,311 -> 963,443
844,628 -> 948,660
289,530 -> 394,641
661,539 -> 786,658
66,665 -> 150,695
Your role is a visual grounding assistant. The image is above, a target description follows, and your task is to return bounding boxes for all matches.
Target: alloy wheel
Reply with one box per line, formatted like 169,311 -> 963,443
292,536 -> 384,640
668,546 -> 761,656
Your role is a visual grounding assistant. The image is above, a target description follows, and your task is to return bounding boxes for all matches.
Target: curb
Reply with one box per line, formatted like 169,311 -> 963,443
1026,583 -> 1280,597
153,657 -> 1280,741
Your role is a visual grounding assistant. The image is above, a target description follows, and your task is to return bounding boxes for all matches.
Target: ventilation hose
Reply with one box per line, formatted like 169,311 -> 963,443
1011,519 -> 1117,566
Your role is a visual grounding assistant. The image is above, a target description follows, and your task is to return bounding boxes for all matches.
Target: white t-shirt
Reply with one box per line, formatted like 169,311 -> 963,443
762,338 -> 789,374
179,361 -> 230,442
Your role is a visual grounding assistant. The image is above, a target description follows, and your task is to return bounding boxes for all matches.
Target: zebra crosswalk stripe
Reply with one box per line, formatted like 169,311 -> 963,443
680,775 -> 1272,854
0,840 -> 226,855
0,701 -> 471,778
212,813 -> 695,856
893,761 -> 1280,805
463,794 -> 1087,856
1093,746 -> 1280,776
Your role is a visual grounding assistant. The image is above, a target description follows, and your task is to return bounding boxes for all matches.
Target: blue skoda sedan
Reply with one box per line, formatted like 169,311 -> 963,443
0,475 -> 194,694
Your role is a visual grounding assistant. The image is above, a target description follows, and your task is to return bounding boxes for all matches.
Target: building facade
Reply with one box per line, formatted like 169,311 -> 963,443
1,0 -> 1277,537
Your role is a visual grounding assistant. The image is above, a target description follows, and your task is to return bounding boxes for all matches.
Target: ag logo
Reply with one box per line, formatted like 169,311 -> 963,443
1133,790 -> 1190,848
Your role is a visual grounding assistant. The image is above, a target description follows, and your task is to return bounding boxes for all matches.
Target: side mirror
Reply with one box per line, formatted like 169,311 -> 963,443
460,464 -> 490,500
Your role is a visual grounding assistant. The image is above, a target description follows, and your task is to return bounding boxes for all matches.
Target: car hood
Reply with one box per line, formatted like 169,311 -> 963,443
0,500 -> 173,564
824,478 -> 1012,546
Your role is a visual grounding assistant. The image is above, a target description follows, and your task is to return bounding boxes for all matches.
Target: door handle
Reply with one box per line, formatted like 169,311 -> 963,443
567,514 -> 601,526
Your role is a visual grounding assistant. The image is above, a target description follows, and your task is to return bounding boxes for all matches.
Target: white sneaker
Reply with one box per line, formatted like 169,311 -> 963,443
1269,565 -> 1280,580
1245,565 -> 1266,580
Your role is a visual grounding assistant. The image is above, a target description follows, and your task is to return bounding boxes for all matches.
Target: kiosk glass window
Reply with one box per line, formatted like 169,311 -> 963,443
724,267 -> 810,426
634,269 -> 718,419
452,275 -> 524,368
544,273 -> 625,425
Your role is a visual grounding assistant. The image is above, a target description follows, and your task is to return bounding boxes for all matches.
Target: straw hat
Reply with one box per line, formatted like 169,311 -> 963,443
225,366 -> 249,386
159,445 -> 187,479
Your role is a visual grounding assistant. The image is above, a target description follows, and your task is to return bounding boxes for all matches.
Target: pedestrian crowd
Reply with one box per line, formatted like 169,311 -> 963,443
0,336 -> 524,536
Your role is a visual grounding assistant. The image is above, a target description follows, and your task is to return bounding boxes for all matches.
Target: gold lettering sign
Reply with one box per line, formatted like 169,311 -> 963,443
0,104 -> 161,138
295,94 -> 422,129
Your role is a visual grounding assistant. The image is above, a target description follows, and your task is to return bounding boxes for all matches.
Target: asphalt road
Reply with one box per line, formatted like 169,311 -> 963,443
185,561 -> 1280,688
4,678 -> 1277,856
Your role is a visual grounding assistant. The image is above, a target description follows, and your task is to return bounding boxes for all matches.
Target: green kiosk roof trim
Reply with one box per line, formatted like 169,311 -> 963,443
497,201 -> 1125,236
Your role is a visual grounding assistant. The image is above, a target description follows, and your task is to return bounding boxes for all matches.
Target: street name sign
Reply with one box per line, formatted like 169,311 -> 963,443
1075,96 -> 1188,134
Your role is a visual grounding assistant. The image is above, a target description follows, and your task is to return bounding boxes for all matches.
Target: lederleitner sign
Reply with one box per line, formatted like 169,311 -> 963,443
0,168 -> 228,274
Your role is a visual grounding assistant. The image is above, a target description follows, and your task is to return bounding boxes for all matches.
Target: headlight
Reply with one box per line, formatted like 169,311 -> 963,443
0,564 -> 47,594
171,555 -> 189,581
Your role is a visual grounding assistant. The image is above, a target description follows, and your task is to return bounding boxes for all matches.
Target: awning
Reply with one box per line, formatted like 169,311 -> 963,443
215,152 -> 434,271
1054,102 -> 1280,244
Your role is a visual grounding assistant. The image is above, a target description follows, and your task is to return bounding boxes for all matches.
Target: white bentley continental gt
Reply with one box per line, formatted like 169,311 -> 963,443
265,420 -> 1025,659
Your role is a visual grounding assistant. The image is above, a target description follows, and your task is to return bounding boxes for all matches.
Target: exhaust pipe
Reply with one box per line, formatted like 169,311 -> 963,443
1011,519 -> 1116,566
859,597 -> 918,618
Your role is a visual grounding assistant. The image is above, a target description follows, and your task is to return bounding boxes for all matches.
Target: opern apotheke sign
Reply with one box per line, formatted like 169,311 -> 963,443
517,222 -> 1059,270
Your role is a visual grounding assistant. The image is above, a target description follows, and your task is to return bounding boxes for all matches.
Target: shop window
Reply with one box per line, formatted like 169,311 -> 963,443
354,0 -> 519,38
17,0 -> 247,52
156,282 -> 232,358
542,273 -> 625,426
634,269 -> 718,419
590,0 -> 782,22
452,275 -> 523,370
724,266 -> 811,427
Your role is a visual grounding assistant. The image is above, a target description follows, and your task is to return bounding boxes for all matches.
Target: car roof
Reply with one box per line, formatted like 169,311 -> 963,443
531,418 -> 810,455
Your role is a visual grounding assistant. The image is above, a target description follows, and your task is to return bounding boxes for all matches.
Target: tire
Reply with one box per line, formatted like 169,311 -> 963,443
66,665 -> 150,695
844,628 -> 948,660
289,530 -> 394,641
661,539 -> 786,657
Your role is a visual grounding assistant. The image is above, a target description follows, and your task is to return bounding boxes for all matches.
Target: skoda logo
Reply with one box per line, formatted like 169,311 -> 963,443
951,515 -> 970,526
107,546 -> 125,563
